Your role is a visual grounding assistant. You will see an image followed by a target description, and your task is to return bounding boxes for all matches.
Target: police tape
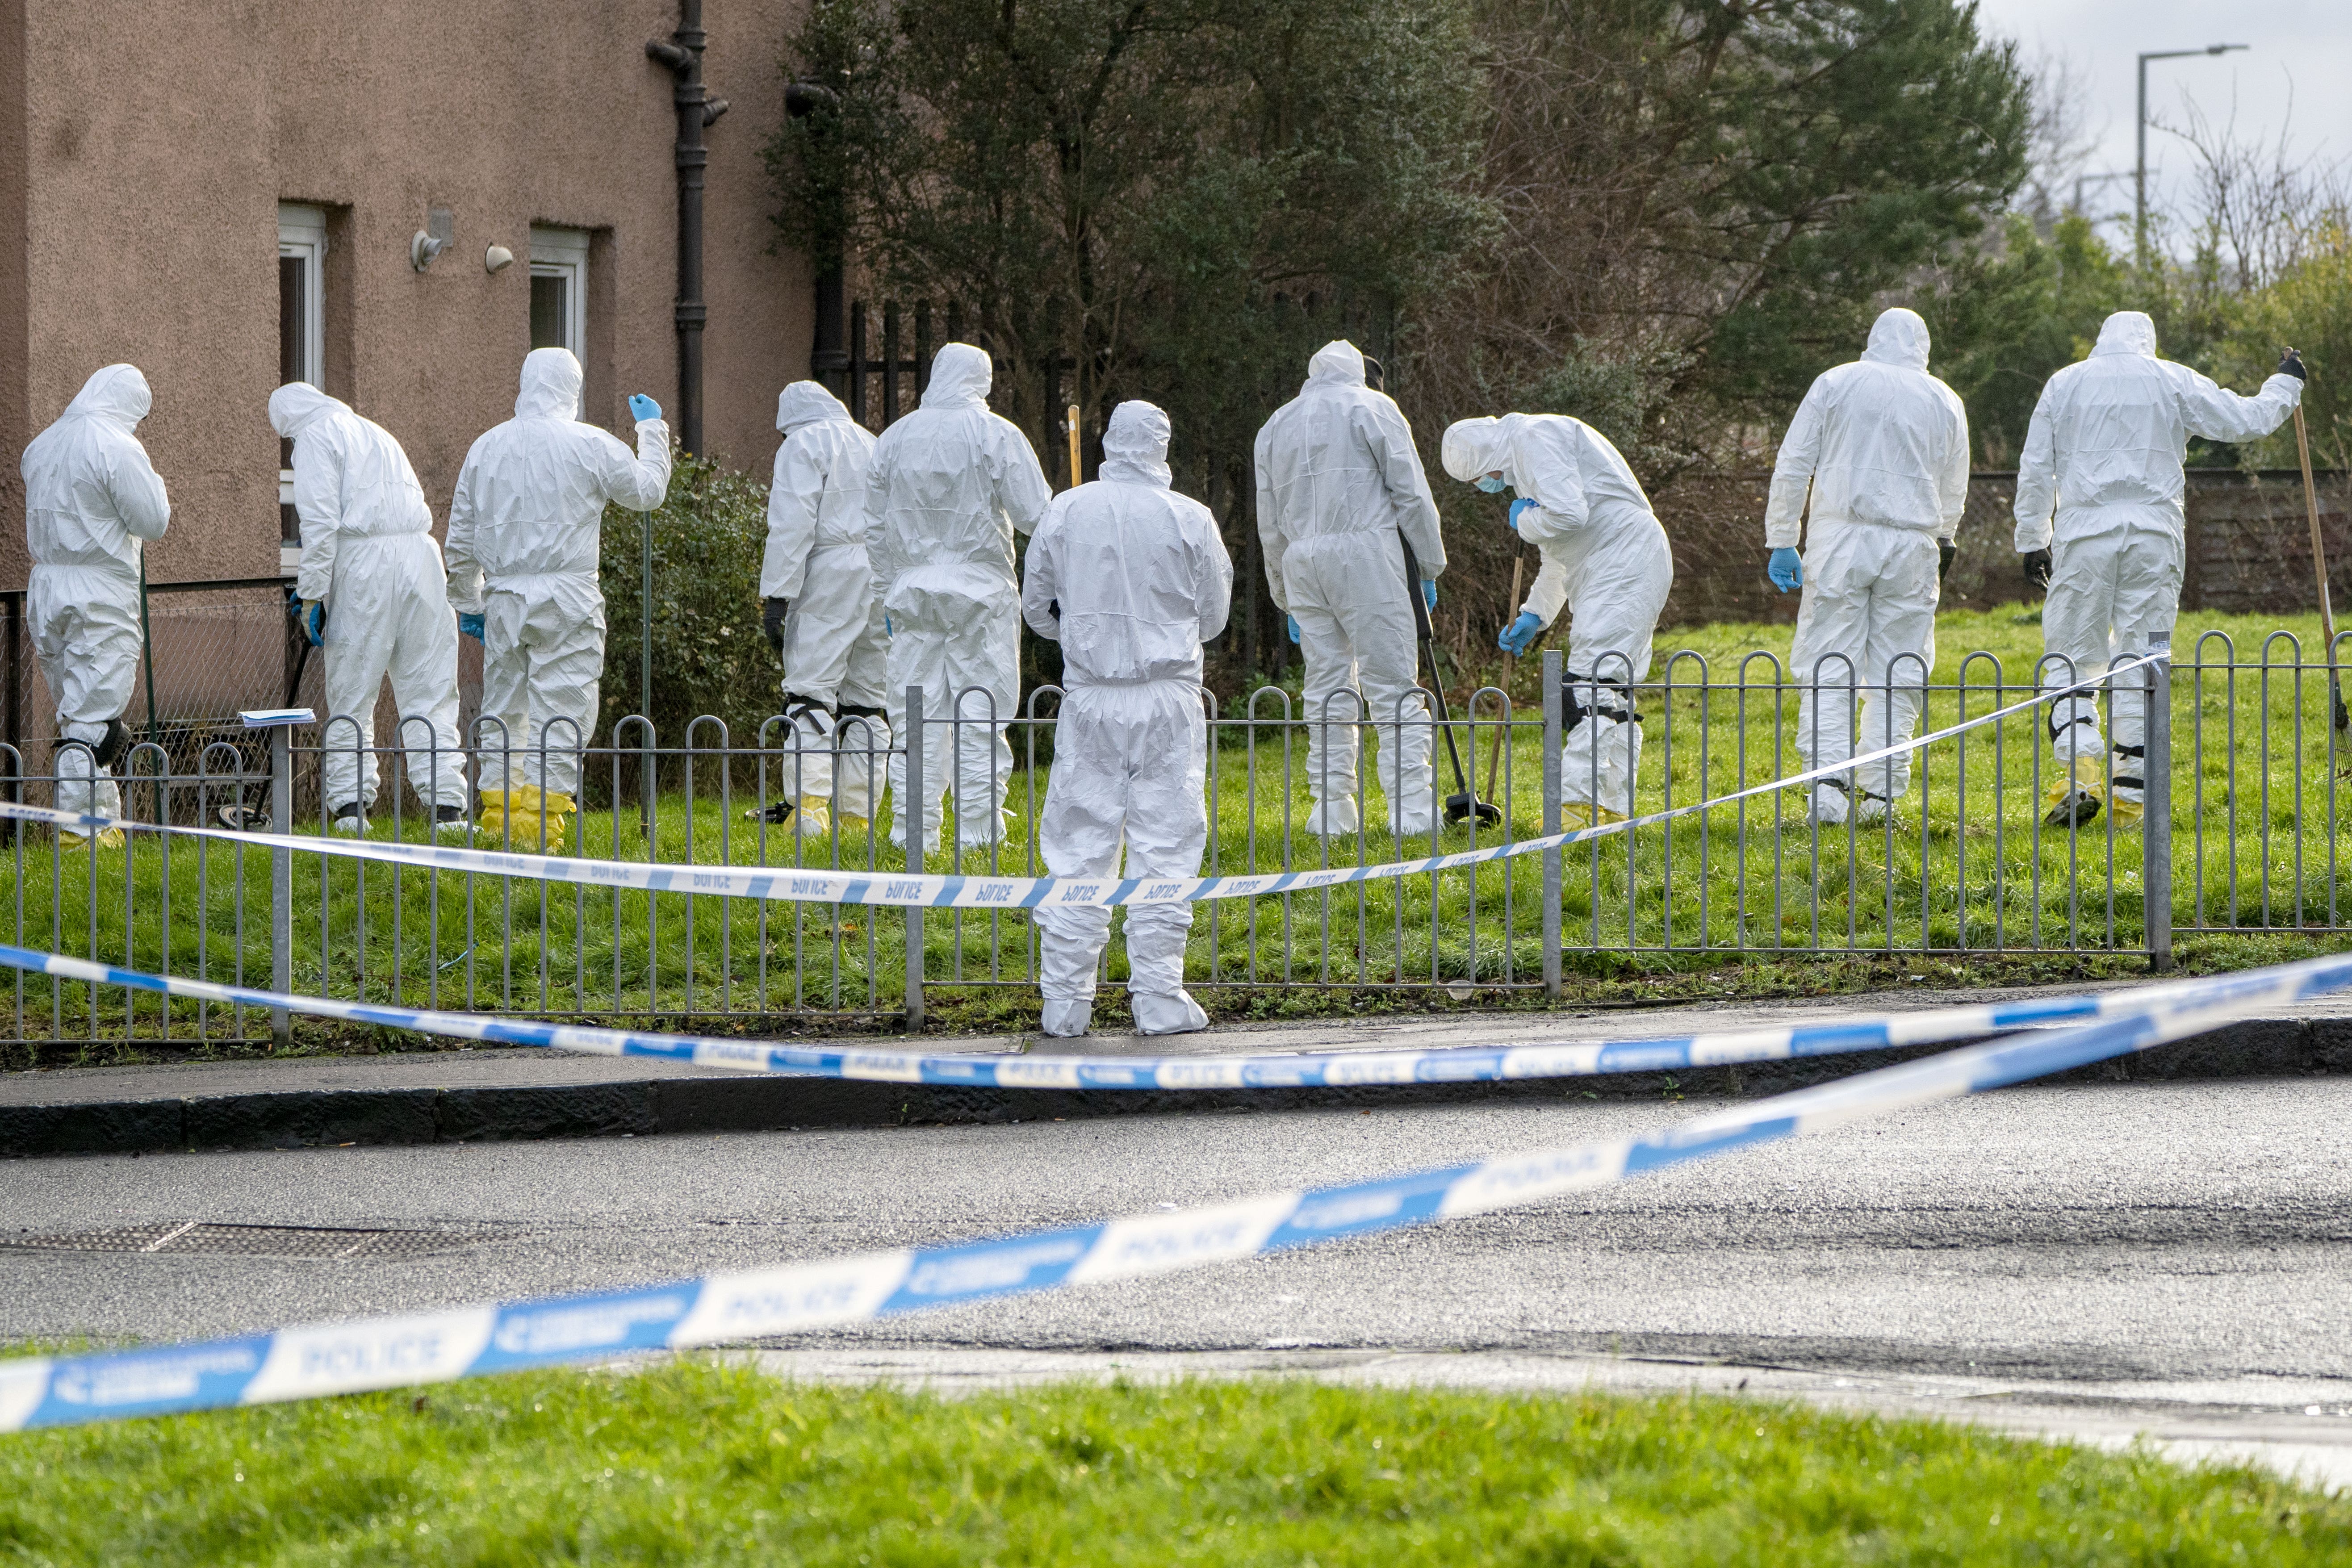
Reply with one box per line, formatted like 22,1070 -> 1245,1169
0,654 -> 2160,911
1,941 -> 2334,1434
0,938 -> 2250,1091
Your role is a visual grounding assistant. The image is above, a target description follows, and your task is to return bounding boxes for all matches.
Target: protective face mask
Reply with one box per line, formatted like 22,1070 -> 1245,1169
1474,474 -> 1507,494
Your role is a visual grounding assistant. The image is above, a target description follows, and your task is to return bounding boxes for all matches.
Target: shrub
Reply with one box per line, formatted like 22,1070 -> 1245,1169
596,453 -> 782,749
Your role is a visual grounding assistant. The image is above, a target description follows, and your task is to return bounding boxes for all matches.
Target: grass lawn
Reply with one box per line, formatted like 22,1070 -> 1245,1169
2,1361 -> 2345,1565
8,602 -> 2351,1060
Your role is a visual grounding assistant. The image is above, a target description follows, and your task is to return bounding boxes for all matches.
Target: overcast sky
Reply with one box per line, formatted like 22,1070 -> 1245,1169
1974,0 -> 2352,236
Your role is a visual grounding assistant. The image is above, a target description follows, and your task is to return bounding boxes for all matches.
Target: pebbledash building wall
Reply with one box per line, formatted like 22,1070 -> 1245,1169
0,0 -> 814,762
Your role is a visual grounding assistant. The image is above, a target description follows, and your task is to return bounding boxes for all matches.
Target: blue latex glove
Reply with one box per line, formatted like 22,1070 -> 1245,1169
1768,547 -> 1804,593
1421,579 -> 1438,612
884,613 -> 894,637
1286,614 -> 1301,645
289,597 -> 325,648
628,393 -> 662,422
1498,611 -> 1543,656
1508,498 -> 1536,532
458,611 -> 485,642
1474,473 -> 1507,494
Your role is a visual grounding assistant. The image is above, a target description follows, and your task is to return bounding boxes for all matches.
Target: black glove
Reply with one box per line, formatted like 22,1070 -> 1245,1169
762,597 -> 789,655
2021,548 -> 2052,592
2279,347 -> 2308,382
1047,597 -> 1061,620
1938,539 -> 1956,582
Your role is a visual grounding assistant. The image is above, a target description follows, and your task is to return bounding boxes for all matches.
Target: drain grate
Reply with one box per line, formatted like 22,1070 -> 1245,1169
0,1222 -> 508,1260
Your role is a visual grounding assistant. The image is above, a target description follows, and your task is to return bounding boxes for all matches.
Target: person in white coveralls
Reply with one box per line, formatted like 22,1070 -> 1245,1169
2014,310 -> 2306,828
1763,307 -> 1970,827
1021,400 -> 1232,1037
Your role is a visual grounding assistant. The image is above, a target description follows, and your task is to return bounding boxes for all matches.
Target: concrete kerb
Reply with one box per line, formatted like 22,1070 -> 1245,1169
7,1003 -> 2352,1158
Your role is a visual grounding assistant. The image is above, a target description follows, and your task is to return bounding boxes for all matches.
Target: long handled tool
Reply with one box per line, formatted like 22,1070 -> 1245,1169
137,559 -> 160,748
1398,536 -> 1499,828
1065,403 -> 1082,489
2292,397 -> 2349,736
284,590 -> 316,709
1482,556 -> 1525,803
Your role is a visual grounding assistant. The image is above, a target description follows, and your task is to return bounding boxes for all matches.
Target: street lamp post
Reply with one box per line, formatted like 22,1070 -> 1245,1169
2137,43 -> 2248,257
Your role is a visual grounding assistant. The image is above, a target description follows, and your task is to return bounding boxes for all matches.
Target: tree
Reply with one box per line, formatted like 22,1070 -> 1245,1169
768,0 -> 1486,681
766,0 -> 1486,493
1923,213 -> 2130,466
2225,227 -> 2352,473
1411,0 -> 2034,482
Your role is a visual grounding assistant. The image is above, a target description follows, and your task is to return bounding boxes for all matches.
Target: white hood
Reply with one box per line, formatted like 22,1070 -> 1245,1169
1859,308 -> 1932,372
1305,340 -> 1365,392
2091,310 -> 2159,359
61,364 -> 152,431
1100,399 -> 1172,487
1439,415 -> 1508,483
268,381 -> 344,439
921,343 -> 992,408
776,379 -> 853,436
515,347 -> 584,420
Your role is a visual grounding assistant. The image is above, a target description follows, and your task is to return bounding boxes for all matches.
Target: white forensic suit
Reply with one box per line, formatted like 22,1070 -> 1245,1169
272,384 -> 467,831
1253,341 -> 1446,837
1440,414 -> 1674,823
20,364 -> 170,836
864,343 -> 1051,854
1021,401 -> 1234,1037
761,381 -> 890,833
445,349 -> 671,834
2015,309 -> 2302,822
1766,308 -> 1969,824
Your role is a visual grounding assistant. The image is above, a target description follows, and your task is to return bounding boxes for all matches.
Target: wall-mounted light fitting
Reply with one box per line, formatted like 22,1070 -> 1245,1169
485,244 -> 515,274
409,205 -> 456,272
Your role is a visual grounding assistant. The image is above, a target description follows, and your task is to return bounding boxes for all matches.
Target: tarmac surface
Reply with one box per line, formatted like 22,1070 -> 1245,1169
4,1071 -> 2350,1486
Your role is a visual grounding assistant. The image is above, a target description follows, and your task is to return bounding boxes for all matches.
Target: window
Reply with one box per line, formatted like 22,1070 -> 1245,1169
278,204 -> 327,547
529,226 -> 590,357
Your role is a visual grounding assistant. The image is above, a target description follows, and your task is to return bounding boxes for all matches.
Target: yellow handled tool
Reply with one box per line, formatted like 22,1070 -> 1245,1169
1065,403 -> 1082,489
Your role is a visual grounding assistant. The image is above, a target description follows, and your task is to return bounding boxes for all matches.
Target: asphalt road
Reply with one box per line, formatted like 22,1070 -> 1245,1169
6,1081 -> 2352,1480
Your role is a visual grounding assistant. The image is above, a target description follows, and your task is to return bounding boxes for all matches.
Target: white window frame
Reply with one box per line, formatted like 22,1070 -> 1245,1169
528,225 -> 591,359
277,204 -> 327,514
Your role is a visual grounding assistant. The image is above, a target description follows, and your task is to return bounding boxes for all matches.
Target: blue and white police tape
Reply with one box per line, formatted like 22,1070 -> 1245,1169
2,941 -> 2335,1434
0,654 -> 2161,912
0,938 -> 2247,1091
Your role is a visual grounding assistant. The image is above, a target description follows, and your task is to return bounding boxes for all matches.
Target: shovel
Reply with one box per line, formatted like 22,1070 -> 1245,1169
1399,536 -> 1500,828
2292,395 -> 2350,750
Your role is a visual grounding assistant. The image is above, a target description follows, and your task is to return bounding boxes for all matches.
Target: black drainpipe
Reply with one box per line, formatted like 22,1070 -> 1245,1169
785,83 -> 846,396
647,2 -> 729,456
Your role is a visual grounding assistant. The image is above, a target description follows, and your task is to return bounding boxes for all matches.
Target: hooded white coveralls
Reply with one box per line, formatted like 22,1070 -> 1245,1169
864,344 -> 1052,853
1021,401 -> 1234,1037
21,364 -> 170,823
1254,342 -> 1447,836
1440,414 -> 1673,819
445,349 -> 671,803
1766,308 -> 1970,820
762,381 -> 891,824
2015,310 -> 2302,809
272,384 -> 467,820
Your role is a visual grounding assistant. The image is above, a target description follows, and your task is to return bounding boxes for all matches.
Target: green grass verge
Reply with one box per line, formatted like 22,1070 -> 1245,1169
8,603 -> 2351,1061
2,1361 -> 2345,1564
